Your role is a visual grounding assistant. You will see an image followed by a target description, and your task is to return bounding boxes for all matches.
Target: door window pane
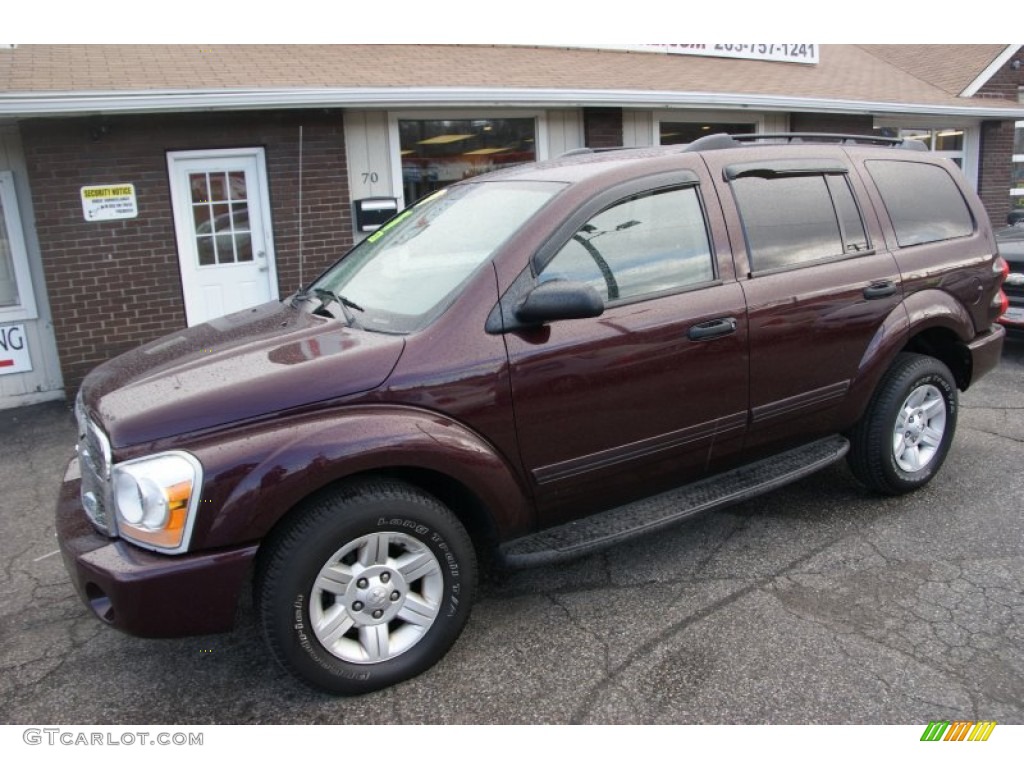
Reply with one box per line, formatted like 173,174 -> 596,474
190,171 -> 252,266
399,118 -> 536,203
541,187 -> 715,302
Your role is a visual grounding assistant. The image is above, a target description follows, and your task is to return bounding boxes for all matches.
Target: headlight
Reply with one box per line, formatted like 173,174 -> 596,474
111,452 -> 202,553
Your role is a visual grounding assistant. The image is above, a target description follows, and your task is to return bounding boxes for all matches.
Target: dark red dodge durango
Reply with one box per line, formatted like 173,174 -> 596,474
57,134 -> 1008,694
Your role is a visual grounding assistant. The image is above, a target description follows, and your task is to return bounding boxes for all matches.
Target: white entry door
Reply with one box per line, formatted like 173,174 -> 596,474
168,148 -> 278,326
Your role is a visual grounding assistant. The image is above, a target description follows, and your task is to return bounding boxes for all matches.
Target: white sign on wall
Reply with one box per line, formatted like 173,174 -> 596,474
564,44 -> 819,65
0,324 -> 32,374
81,184 -> 138,221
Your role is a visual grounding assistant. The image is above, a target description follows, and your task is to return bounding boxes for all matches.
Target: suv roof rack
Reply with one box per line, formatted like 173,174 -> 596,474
685,132 -> 929,153
559,146 -> 634,157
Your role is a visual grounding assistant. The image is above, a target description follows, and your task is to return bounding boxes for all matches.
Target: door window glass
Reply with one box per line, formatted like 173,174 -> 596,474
399,118 -> 536,204
540,187 -> 715,302
190,171 -> 252,266
731,174 -> 868,272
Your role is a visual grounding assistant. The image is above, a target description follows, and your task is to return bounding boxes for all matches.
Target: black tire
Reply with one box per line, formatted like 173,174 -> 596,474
848,353 -> 958,495
255,479 -> 476,695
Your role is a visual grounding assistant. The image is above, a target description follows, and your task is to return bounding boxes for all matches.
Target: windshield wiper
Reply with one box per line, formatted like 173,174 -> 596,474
295,287 -> 364,327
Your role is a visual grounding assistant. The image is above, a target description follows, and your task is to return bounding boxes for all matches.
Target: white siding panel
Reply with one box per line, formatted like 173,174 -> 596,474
623,110 -> 655,147
544,109 -> 584,156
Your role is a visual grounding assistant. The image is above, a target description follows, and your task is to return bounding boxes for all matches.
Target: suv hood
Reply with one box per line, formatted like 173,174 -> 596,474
81,301 -> 405,448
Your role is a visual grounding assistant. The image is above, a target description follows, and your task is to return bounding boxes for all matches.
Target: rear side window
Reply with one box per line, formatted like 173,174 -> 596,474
539,186 -> 715,303
866,160 -> 973,247
730,173 -> 869,272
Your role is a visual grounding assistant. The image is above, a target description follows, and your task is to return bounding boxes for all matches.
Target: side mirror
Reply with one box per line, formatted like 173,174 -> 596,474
514,281 -> 604,325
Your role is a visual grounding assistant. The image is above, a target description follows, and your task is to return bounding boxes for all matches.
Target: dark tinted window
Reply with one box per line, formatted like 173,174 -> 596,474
867,160 -> 973,247
829,175 -> 869,253
731,174 -> 867,271
540,187 -> 714,303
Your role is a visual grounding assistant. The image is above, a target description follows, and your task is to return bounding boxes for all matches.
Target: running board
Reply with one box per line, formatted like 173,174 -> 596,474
500,435 -> 850,569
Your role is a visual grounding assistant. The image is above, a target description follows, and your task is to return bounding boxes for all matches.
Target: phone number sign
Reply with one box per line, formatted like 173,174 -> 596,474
574,44 -> 819,65
81,184 -> 138,221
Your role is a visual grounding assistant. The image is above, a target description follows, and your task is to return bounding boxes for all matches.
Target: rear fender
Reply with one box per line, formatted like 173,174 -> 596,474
843,290 -> 974,422
183,406 -> 533,550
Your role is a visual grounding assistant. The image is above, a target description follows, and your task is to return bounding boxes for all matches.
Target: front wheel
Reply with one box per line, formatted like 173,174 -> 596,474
847,353 -> 958,495
256,480 -> 476,695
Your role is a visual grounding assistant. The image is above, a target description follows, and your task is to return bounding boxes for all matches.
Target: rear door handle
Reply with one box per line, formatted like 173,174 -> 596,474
688,317 -> 737,341
863,280 -> 897,300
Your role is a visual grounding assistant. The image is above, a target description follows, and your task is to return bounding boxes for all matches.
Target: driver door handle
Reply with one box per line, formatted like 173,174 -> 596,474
688,317 -> 737,341
863,280 -> 897,300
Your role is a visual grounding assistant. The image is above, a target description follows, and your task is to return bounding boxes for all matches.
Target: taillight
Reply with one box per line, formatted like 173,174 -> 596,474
993,256 -> 1010,320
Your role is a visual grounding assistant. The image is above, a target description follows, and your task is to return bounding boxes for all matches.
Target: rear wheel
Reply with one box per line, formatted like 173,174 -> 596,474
848,353 -> 958,495
256,479 -> 476,695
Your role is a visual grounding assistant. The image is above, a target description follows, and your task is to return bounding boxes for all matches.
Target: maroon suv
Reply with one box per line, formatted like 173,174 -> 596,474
57,134 -> 1008,694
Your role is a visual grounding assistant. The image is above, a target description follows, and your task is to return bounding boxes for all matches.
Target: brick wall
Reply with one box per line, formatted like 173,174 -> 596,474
979,120 -> 1015,228
22,110 -> 351,394
583,108 -> 623,148
975,47 -> 1023,226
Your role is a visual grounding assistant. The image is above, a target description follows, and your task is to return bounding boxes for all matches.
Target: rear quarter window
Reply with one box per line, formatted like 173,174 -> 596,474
866,160 -> 974,247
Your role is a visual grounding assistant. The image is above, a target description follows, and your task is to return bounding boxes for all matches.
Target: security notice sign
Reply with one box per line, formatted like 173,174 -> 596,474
81,183 -> 138,221
0,324 -> 32,375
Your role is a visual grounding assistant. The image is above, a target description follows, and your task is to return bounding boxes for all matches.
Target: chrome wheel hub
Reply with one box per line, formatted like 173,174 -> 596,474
892,384 -> 946,473
310,531 -> 443,664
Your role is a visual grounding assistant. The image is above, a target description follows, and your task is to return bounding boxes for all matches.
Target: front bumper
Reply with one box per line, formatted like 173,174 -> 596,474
56,456 -> 258,638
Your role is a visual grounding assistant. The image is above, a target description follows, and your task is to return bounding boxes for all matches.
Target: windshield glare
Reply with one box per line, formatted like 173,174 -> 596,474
312,180 -> 562,333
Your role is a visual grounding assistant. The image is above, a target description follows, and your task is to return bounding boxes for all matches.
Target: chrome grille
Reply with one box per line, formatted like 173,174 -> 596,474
75,395 -> 116,537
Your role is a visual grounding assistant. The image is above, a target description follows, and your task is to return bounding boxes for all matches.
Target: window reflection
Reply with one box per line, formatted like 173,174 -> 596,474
399,118 -> 536,203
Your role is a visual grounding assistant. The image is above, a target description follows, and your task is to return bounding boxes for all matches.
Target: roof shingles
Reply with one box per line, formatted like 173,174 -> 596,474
0,44 -> 1019,111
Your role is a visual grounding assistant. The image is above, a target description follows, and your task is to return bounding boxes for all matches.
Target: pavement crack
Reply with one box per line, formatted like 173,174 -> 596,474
567,534 -> 846,724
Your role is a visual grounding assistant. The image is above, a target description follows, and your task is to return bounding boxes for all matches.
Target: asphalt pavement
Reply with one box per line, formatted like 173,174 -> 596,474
1,338 -> 1022,724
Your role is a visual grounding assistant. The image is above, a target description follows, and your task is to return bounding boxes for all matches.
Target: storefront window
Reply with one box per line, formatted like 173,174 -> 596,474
659,121 -> 756,145
1012,121 -> 1024,216
874,127 -> 966,168
398,118 -> 536,204
0,172 -> 36,320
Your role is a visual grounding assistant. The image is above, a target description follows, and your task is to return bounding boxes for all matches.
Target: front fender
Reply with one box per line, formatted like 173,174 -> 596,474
182,406 -> 533,551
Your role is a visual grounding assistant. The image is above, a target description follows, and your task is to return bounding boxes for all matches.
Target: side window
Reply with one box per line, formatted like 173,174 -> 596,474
539,186 -> 714,303
866,160 -> 973,247
731,173 -> 868,273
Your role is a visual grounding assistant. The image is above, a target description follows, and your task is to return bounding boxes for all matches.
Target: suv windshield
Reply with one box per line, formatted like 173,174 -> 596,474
309,180 -> 563,333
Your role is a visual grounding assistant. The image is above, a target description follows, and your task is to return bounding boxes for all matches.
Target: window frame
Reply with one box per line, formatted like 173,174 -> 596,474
534,176 -> 719,309
0,171 -> 38,322
727,166 -> 874,277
